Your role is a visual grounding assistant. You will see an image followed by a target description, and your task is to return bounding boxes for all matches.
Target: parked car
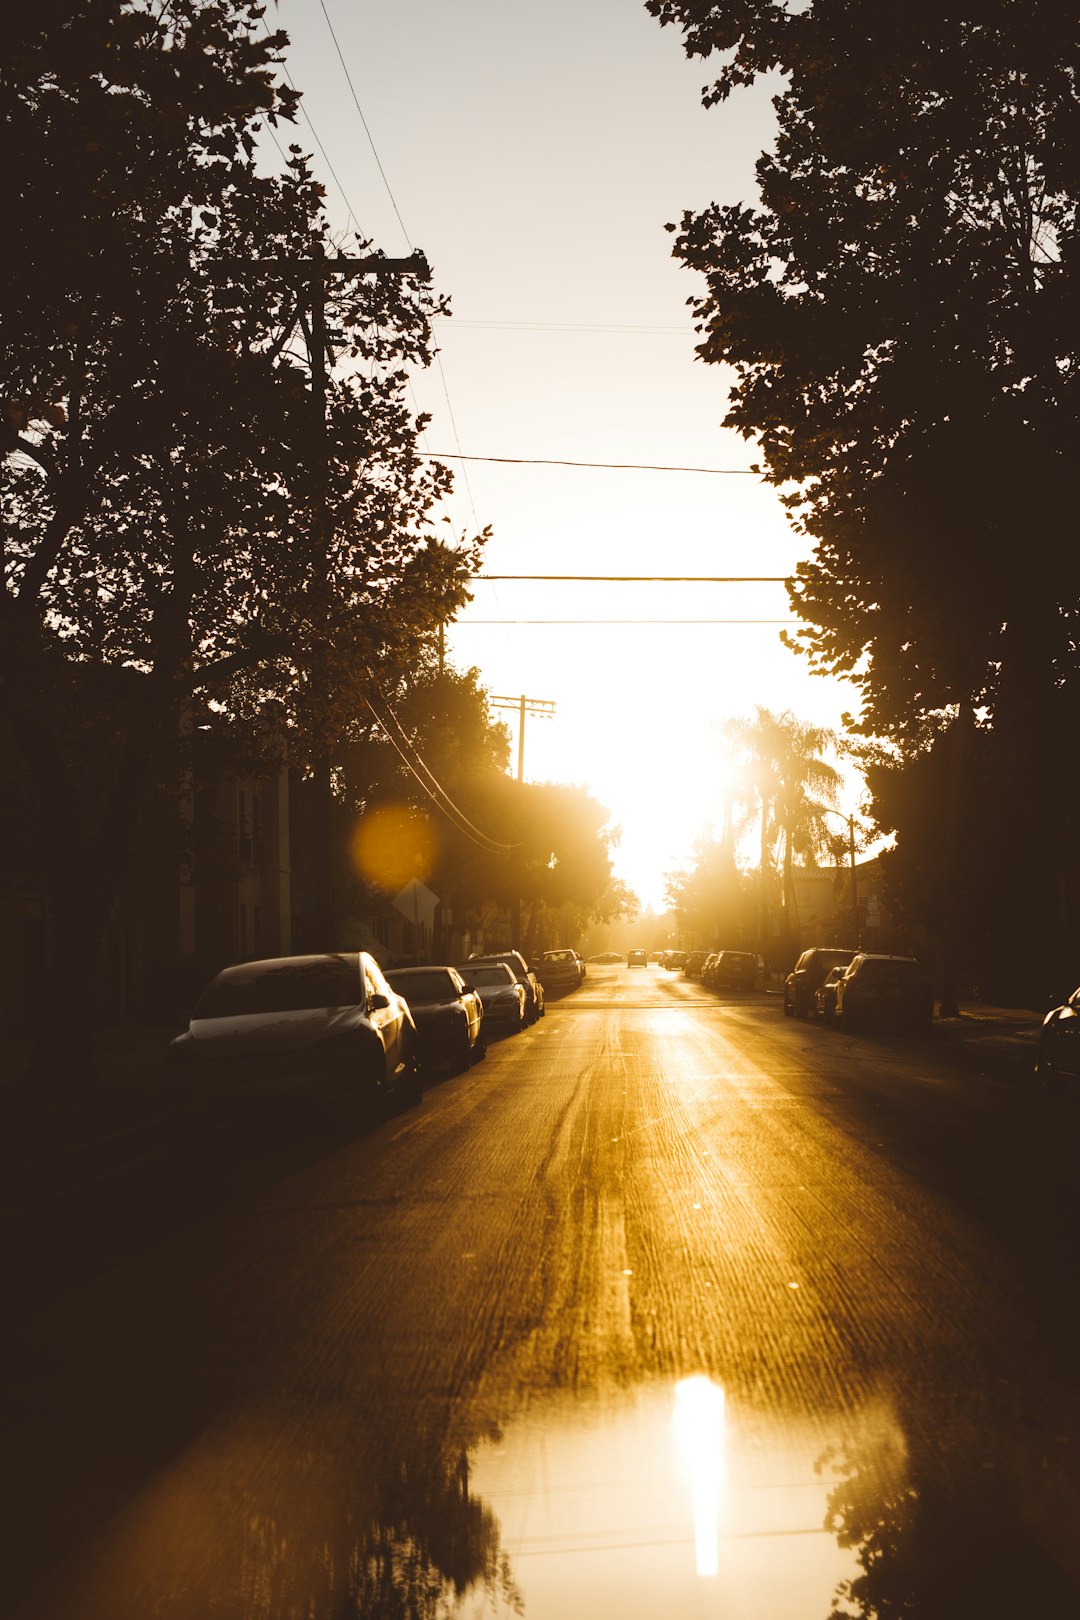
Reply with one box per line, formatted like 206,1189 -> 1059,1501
713,950 -> 757,990
700,952 -> 722,989
784,947 -> 857,1018
537,948 -> 586,991
466,961 -> 527,1034
684,950 -> 709,978
665,951 -> 687,971
386,965 -> 485,1074
468,950 -> 545,1023
815,964 -> 847,1024
1036,984 -> 1080,1084
833,953 -> 933,1032
168,951 -> 420,1119
627,947 -> 648,967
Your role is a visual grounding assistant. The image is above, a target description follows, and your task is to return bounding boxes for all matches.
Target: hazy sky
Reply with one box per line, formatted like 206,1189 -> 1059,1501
271,0 -> 861,909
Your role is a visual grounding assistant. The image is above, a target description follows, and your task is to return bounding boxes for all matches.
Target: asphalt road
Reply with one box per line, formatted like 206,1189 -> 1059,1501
5,965 -> 1079,1619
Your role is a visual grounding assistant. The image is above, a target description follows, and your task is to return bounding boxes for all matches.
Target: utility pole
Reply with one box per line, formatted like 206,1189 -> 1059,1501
225,248 -> 429,949
489,694 -> 556,948
489,694 -> 557,783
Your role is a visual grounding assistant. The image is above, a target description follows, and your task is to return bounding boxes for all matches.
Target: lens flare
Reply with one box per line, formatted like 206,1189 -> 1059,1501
350,803 -> 438,892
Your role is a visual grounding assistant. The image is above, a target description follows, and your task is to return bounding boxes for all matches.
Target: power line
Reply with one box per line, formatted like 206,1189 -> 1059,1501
456,618 -> 791,625
313,2 -> 481,537
432,317 -> 688,335
316,0 -> 413,249
478,574 -> 788,583
421,453 -> 759,474
362,694 -> 519,852
367,687 -> 518,849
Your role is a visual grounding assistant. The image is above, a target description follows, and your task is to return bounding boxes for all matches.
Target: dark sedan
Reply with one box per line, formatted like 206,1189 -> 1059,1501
168,951 -> 420,1120
784,947 -> 857,1018
467,962 -> 527,1035
1036,985 -> 1080,1084
468,950 -> 545,1024
386,966 -> 485,1075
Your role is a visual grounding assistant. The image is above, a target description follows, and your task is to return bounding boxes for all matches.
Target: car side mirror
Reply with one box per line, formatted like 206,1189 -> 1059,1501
368,993 -> 390,1012
461,983 -> 476,995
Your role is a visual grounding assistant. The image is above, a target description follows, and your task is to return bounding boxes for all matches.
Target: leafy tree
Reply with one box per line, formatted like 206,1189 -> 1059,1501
664,837 -> 755,948
649,0 -> 1079,1001
724,708 -> 842,960
2,1 -> 479,1079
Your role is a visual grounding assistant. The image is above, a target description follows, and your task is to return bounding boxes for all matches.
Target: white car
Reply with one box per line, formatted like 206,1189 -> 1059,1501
169,951 -> 420,1119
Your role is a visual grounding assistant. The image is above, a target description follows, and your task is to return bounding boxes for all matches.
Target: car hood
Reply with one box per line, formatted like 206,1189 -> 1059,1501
187,1007 -> 367,1057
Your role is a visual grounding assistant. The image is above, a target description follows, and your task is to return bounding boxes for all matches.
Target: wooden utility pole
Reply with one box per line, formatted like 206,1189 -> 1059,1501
490,694 -> 556,948
489,693 -> 557,784
245,248 -> 429,948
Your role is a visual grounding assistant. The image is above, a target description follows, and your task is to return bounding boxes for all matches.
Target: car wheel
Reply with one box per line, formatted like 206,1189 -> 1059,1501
471,1032 -> 487,1064
782,996 -> 794,1018
823,1002 -> 835,1027
452,1028 -> 473,1075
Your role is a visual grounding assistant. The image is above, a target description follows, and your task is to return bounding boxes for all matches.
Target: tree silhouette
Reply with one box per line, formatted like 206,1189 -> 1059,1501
2,2 -> 479,1081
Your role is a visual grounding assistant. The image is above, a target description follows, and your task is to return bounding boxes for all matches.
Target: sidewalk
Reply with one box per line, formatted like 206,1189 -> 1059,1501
929,1001 -> 1042,1080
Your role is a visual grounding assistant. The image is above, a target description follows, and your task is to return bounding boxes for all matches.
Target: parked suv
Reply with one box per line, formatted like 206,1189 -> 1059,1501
468,949 -> 545,1024
784,947 -> 857,1019
713,950 -> 757,990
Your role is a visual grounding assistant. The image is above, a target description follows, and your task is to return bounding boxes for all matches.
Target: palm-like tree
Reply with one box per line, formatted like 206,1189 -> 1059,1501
723,708 -> 842,956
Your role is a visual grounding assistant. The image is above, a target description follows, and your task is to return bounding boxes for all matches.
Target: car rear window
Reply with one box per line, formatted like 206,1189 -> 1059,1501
387,970 -> 456,1003
470,965 -> 515,987
856,959 -> 924,984
195,957 -> 361,1018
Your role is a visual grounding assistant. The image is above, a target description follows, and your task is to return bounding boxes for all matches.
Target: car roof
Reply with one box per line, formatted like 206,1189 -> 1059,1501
212,952 -> 361,983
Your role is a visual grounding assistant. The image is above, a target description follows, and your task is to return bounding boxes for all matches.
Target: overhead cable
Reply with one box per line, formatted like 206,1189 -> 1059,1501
367,685 -> 517,848
361,695 -> 519,852
420,453 -> 759,474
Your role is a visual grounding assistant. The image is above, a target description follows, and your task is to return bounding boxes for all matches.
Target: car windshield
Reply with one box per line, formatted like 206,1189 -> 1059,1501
470,966 -> 514,987
544,951 -> 575,963
195,956 -> 360,1019
387,970 -> 457,1004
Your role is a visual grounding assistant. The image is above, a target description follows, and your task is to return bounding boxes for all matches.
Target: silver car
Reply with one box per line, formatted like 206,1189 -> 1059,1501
169,951 -> 420,1119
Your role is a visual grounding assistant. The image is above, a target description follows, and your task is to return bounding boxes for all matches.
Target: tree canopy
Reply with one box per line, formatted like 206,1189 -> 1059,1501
648,0 -> 1079,743
2,0 -> 482,1075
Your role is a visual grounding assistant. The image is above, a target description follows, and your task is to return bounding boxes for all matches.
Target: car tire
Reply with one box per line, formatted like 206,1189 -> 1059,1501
783,997 -> 794,1018
471,1033 -> 487,1064
453,1029 -> 473,1075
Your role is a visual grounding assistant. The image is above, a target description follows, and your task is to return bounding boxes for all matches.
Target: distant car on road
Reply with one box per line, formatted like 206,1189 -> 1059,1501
833,953 -> 933,1032
1036,984 -> 1080,1084
589,951 -> 624,963
468,950 -> 545,1023
386,966 -> 485,1074
784,947 -> 857,1019
466,962 -> 527,1035
627,948 -> 648,967
169,951 -> 420,1120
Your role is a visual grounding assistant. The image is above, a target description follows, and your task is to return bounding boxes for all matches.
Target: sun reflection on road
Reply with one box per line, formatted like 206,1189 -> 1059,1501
673,1375 -> 727,1576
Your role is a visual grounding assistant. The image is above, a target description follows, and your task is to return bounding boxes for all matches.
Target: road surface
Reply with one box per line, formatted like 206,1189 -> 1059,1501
5,964 -> 1079,1618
